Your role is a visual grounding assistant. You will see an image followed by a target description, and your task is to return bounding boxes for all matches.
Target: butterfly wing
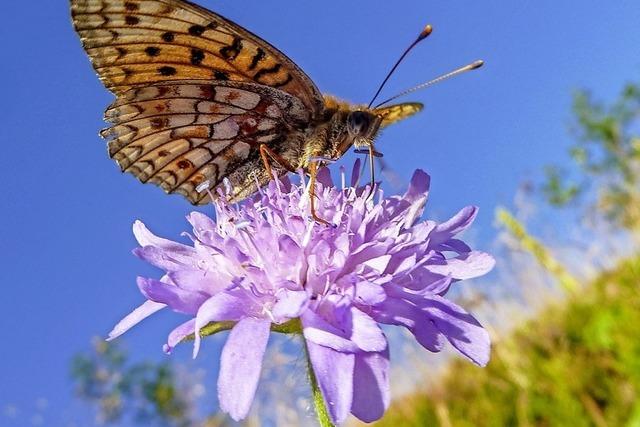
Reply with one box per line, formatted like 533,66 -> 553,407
375,102 -> 423,127
71,0 -> 324,115
102,80 -> 310,204
71,0 -> 325,203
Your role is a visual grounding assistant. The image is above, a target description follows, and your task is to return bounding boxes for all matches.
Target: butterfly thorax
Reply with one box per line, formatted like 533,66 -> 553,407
299,95 -> 383,168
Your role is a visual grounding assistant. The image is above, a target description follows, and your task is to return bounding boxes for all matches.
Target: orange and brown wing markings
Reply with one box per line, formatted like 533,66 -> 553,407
103,81 -> 304,160
100,81 -> 310,204
71,0 -> 324,115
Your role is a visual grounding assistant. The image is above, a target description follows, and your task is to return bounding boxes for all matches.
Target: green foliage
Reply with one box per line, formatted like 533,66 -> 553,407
376,256 -> 640,427
71,339 -> 194,426
543,82 -> 640,231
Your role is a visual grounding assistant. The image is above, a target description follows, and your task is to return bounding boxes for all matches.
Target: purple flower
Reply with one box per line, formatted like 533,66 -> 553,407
108,161 -> 494,425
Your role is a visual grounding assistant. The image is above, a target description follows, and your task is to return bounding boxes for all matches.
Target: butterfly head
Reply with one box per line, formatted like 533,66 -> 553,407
346,110 -> 382,147
328,107 -> 383,160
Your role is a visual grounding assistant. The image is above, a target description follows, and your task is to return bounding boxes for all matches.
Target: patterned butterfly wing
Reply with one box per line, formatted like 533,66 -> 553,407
375,102 -> 423,127
102,80 -> 311,204
70,0 -> 324,115
71,0 -> 325,203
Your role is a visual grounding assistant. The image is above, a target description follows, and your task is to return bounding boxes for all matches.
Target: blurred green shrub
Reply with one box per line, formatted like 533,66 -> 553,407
543,82 -> 640,231
71,339 -> 196,426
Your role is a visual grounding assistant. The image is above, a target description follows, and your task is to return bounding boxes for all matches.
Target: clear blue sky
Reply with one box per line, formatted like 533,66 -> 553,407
1,1 -> 639,425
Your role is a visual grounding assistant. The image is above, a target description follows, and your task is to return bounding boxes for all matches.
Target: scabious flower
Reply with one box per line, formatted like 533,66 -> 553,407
108,161 -> 495,425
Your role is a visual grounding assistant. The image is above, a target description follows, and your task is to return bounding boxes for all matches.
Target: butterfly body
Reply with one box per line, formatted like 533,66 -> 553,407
71,0 -> 422,205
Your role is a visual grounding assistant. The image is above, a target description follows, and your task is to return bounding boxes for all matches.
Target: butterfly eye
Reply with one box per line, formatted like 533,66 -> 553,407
347,111 -> 371,136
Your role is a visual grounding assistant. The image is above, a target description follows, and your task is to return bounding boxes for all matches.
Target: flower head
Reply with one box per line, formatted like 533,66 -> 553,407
109,161 -> 494,424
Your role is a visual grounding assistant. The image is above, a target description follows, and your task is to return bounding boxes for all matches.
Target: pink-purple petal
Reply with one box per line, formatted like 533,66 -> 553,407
133,220 -> 191,250
354,281 -> 387,306
164,318 -> 196,354
301,310 -> 360,353
107,299 -> 166,341
218,318 -> 271,421
351,349 -> 390,423
423,295 -> 491,366
137,277 -> 209,315
425,251 -> 496,280
370,298 -> 445,352
431,206 -> 478,245
306,341 -> 355,425
194,291 -> 260,357
272,289 -> 308,320
350,307 -> 388,352
404,169 -> 431,203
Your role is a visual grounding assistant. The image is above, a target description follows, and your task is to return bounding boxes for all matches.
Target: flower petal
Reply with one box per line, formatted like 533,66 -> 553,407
404,169 -> 431,203
430,206 -> 478,245
306,341 -> 355,425
423,295 -> 491,366
350,158 -> 362,187
272,289 -> 309,321
218,318 -> 271,421
163,318 -> 196,354
133,220 -> 192,251
371,297 -> 444,352
187,212 -> 217,241
363,254 -> 392,274
194,290 -> 261,357
351,349 -> 390,423
107,300 -> 165,341
316,166 -> 334,187
168,269 -> 230,295
301,309 -> 360,353
425,251 -> 495,280
133,246 -> 195,271
354,281 -> 387,306
350,307 -> 388,352
137,277 -> 208,315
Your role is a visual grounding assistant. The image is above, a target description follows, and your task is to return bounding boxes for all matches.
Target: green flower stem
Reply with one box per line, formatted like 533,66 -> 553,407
303,339 -> 334,427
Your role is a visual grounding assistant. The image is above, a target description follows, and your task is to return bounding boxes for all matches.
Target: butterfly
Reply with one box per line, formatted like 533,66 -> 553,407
70,0 -> 479,222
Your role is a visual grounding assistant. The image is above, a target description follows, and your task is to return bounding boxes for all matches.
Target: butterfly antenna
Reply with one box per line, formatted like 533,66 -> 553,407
373,60 -> 484,108
367,24 -> 433,108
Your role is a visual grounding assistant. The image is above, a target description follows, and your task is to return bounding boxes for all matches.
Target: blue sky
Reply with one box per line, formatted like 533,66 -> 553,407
1,1 -> 639,425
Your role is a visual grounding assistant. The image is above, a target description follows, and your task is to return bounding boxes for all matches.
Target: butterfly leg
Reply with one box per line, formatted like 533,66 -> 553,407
308,161 -> 330,226
259,144 -> 296,179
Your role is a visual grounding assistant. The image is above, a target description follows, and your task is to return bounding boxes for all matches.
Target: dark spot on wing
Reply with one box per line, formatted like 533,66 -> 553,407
188,24 -> 206,36
214,70 -> 230,81
177,160 -> 193,170
199,85 -> 216,100
191,49 -> 205,65
254,63 -> 281,82
150,117 -> 170,129
125,15 -> 139,25
273,73 -> 293,88
249,48 -> 266,70
220,37 -> 243,60
161,32 -> 175,42
145,46 -> 161,57
158,66 -> 177,76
